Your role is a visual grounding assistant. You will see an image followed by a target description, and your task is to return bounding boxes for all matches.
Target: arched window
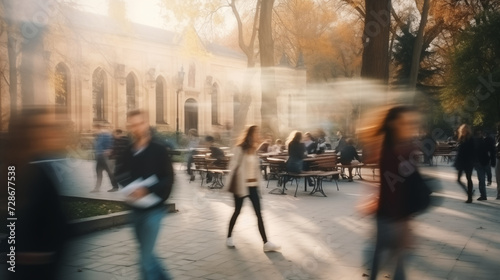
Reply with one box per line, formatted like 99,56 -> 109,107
211,83 -> 219,125
188,63 -> 195,88
156,76 -> 165,123
126,72 -> 136,112
92,67 -> 106,121
55,63 -> 69,116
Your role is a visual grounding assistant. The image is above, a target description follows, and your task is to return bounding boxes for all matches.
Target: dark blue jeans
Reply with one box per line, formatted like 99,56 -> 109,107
474,163 -> 487,198
132,206 -> 171,280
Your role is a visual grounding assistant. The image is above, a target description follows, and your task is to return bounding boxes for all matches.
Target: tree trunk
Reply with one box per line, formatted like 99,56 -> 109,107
259,0 -> 278,137
409,0 -> 430,88
360,0 -> 391,82
229,0 -> 260,138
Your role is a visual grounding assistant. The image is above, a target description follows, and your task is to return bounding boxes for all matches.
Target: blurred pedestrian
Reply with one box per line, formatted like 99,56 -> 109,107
91,123 -> 117,192
115,109 -> 174,280
3,107 -> 70,280
455,124 -> 475,203
108,129 -> 130,192
225,125 -> 281,252
472,128 -> 495,201
369,105 -> 430,280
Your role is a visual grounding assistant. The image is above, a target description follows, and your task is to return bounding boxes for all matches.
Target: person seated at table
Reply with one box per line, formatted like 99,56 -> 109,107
340,138 -> 362,182
286,131 -> 314,186
334,130 -> 347,153
206,135 -> 225,183
316,137 -> 327,154
286,131 -> 305,173
304,132 -> 319,155
257,138 -> 272,154
270,139 -> 284,154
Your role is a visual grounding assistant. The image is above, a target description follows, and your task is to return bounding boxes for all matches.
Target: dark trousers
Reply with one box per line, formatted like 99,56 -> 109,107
458,167 -> 473,200
228,187 -> 268,243
474,163 -> 487,198
485,163 -> 492,183
95,155 -> 117,189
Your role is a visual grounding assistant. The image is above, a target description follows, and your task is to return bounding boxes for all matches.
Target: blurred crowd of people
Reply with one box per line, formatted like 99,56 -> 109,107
2,103 -> 499,280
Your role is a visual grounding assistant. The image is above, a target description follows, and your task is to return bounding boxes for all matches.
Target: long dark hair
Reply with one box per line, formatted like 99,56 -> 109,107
235,125 -> 258,152
379,105 -> 417,149
458,124 -> 472,142
286,130 -> 302,146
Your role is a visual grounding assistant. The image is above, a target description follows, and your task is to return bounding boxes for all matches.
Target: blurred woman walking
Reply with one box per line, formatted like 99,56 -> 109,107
225,125 -> 280,252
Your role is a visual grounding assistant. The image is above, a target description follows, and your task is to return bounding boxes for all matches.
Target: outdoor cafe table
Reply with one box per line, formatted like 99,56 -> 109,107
266,156 -> 332,197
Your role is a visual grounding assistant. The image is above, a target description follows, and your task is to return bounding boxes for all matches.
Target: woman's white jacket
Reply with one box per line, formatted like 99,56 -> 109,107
224,146 -> 262,197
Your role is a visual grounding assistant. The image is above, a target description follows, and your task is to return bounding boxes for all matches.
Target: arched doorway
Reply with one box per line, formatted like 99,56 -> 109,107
92,67 -> 106,122
55,62 -> 70,116
184,98 -> 198,133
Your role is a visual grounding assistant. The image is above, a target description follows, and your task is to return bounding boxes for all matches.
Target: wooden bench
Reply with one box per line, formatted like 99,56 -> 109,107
432,143 -> 456,165
290,155 -> 341,197
338,161 -> 364,180
206,157 -> 231,189
266,157 -> 288,194
192,155 -> 209,185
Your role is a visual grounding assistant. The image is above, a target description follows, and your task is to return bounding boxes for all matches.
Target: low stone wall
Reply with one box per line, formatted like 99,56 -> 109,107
68,200 -> 176,236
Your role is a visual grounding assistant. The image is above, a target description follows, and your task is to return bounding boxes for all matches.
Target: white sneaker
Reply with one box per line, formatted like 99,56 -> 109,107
263,241 -> 281,252
226,237 -> 235,247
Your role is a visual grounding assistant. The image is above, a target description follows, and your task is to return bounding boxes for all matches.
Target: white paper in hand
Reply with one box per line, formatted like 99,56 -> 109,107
119,175 -> 162,208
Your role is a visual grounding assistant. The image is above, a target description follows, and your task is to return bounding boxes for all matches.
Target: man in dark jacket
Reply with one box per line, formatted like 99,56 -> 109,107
115,109 -> 174,280
108,129 -> 130,192
340,138 -> 362,181
473,129 -> 496,201
205,135 -> 225,183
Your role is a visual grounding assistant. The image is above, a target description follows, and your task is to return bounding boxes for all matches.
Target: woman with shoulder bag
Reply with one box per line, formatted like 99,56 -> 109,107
225,125 -> 281,252
369,106 -> 428,280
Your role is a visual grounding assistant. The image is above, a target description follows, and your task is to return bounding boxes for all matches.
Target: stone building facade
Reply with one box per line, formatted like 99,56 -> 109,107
0,8 -> 307,136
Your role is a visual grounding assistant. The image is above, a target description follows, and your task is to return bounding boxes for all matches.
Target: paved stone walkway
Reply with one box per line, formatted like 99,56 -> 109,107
3,160 -> 500,279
